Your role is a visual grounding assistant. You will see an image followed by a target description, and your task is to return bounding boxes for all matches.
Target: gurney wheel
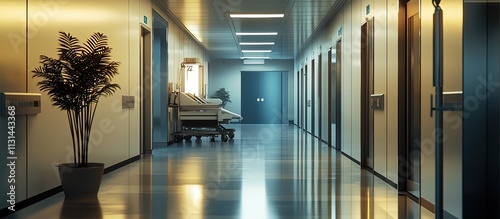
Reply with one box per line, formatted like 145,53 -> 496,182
184,136 -> 192,141
196,135 -> 202,140
210,136 -> 216,142
228,132 -> 235,139
221,134 -> 229,142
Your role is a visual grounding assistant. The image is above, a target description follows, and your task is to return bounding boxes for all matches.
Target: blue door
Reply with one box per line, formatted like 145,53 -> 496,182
241,71 -> 261,123
241,71 -> 283,124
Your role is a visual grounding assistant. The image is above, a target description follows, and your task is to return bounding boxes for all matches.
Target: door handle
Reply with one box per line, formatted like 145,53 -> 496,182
261,98 -> 264,102
257,98 -> 260,102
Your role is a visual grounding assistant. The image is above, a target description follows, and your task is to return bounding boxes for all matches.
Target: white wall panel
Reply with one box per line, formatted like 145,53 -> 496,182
372,0 -> 388,177
386,0 -> 399,183
342,0 -> 353,157
351,0 -> 362,161
421,0 -> 435,206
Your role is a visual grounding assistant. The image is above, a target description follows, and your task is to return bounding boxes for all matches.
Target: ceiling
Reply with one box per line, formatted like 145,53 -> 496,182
157,0 -> 345,60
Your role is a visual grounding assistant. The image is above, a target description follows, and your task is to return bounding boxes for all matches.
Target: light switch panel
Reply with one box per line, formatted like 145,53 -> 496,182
370,94 -> 384,110
122,95 -> 135,108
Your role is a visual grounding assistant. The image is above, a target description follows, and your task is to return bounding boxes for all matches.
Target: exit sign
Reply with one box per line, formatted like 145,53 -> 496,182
143,16 -> 148,24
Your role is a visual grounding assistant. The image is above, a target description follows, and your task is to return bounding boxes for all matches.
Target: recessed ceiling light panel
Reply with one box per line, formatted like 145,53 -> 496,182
242,50 -> 272,53
240,42 -> 275,45
236,32 -> 278,36
241,56 -> 270,59
230,14 -> 284,18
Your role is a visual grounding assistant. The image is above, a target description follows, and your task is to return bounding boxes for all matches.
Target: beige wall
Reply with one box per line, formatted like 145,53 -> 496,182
0,0 -> 206,208
0,0 -> 29,204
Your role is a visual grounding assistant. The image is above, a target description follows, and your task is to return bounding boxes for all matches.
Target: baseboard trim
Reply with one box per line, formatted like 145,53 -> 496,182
421,197 -> 435,214
373,171 -> 398,189
0,185 -> 62,217
0,155 -> 141,218
104,155 -> 141,174
341,152 -> 361,165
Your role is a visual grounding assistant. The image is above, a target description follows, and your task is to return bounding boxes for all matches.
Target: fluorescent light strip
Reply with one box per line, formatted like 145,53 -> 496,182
236,32 -> 278,36
244,59 -> 265,64
230,14 -> 284,18
240,42 -> 275,45
242,50 -> 271,53
241,57 -> 270,59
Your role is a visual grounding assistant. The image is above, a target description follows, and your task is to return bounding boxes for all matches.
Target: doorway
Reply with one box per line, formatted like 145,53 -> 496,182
305,65 -> 309,131
328,41 -> 342,150
312,59 -> 316,136
406,0 -> 421,198
318,54 -> 323,141
140,26 -> 152,154
297,70 -> 300,127
301,68 -> 305,129
361,18 -> 374,169
241,71 -> 284,124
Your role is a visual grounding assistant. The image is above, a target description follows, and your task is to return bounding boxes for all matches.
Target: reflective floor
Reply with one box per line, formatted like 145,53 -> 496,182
6,124 -> 431,219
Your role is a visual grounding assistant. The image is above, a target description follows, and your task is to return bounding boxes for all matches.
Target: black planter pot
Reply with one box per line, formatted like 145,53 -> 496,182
58,163 -> 104,199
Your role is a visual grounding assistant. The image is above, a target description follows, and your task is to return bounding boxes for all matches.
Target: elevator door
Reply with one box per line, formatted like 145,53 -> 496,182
241,71 -> 282,124
406,0 -> 421,198
361,18 -> 374,169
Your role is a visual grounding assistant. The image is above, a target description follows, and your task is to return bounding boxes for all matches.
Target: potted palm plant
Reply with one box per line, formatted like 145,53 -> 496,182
212,88 -> 231,107
32,31 -> 120,199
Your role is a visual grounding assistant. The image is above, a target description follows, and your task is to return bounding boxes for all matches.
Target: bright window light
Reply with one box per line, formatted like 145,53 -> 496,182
240,42 -> 275,45
230,14 -> 284,18
242,50 -> 272,53
236,32 -> 278,36
184,64 -> 200,96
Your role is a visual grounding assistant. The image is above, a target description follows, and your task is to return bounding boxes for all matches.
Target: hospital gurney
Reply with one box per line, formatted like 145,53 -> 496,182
169,92 -> 242,142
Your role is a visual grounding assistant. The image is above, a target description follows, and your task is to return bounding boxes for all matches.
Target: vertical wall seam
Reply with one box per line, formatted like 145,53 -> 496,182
350,0 -> 353,157
25,0 -> 29,198
385,0 -> 389,180
128,0 -> 131,158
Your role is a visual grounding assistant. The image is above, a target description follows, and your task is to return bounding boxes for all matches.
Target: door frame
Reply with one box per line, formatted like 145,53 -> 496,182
140,25 -> 152,154
311,59 -> 316,136
241,71 -> 284,124
361,18 -> 375,169
301,68 -> 305,129
405,0 -> 421,198
318,54 -> 323,141
335,40 -> 342,150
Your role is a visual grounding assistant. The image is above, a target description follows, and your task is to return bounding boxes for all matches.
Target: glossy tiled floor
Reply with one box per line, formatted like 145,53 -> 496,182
6,124 -> 430,219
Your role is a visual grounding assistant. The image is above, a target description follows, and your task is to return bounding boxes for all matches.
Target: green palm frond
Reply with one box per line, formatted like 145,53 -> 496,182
32,31 -> 120,167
